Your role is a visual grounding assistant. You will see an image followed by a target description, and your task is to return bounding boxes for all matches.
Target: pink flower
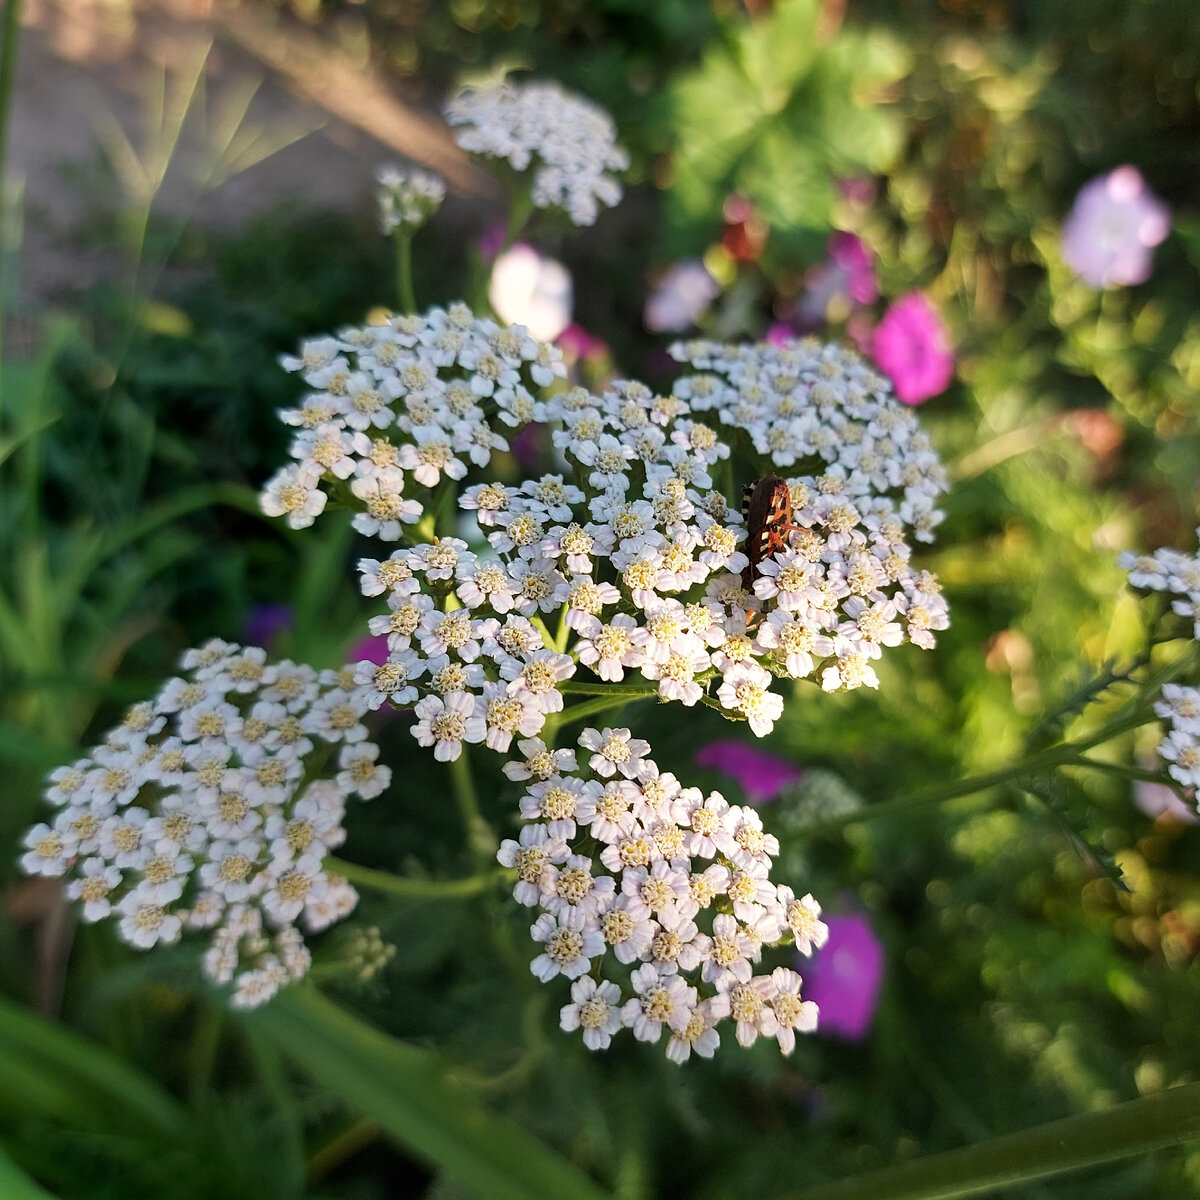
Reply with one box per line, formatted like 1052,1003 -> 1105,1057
1061,166 -> 1169,288
644,261 -> 719,333
802,913 -> 884,1042
694,739 -> 802,804
765,321 -> 797,348
870,292 -> 954,405
557,322 -> 607,362
1134,780 -> 1197,826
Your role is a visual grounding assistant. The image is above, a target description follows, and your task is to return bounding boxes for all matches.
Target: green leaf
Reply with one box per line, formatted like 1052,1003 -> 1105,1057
249,987 -> 612,1200
0,993 -> 186,1138
0,1145 -> 56,1200
777,1082 -> 1200,1200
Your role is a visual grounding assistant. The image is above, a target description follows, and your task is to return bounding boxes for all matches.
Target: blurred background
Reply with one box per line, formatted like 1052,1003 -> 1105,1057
2,0 -> 1200,1196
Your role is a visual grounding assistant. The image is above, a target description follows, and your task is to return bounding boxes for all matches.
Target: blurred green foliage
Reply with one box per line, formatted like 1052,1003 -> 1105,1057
3,0 -> 1200,1197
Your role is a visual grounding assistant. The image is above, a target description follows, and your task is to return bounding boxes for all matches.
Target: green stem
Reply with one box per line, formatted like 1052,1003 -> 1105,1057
800,707 -> 1160,837
306,1116 -> 381,1184
0,0 -> 23,417
777,1082 -> 1200,1200
550,691 -> 653,735
327,857 -> 505,899
450,746 -> 498,871
394,231 -> 417,314
501,187 -> 535,253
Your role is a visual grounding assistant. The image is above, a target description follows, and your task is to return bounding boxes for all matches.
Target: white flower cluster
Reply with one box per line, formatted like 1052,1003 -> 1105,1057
497,727 -> 828,1061
376,164 -> 446,235
18,642 -> 386,1009
1120,535 -> 1200,640
669,337 -> 950,544
259,304 -> 565,534
356,372 -> 948,761
1152,684 -> 1200,794
445,80 -> 629,227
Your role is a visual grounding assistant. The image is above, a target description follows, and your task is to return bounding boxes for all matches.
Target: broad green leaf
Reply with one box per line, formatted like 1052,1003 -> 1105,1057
666,0 -> 909,258
249,986 -> 612,1200
777,1082 -> 1200,1200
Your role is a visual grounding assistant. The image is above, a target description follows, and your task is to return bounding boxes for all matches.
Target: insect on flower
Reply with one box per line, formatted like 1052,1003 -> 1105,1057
741,474 -> 799,596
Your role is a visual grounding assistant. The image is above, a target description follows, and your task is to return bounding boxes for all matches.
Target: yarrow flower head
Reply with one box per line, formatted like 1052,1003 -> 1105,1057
19,641 -> 384,1008
445,79 -> 629,227
376,164 -> 446,235
349,367 -> 949,764
497,725 -> 827,1061
1061,165 -> 1170,289
669,333 -> 951,544
1120,532 -> 1200,809
260,303 -> 566,537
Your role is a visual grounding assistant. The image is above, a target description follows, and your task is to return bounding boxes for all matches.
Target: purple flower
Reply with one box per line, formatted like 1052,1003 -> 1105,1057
243,603 -> 292,648
796,232 -> 878,328
1061,166 -> 1170,288
870,292 -> 954,406
693,739 -> 802,804
348,634 -> 389,666
509,421 -> 546,471
802,914 -> 885,1042
644,260 -> 719,333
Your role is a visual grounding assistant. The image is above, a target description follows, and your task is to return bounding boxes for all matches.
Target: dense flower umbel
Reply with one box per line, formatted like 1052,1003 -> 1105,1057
500,727 -> 826,1060
19,642 -> 384,1008
355,371 -> 949,758
259,304 -> 566,534
445,80 -> 629,227
668,336 -> 950,544
376,164 -> 446,235
1120,536 -> 1200,806
1120,534 -> 1200,642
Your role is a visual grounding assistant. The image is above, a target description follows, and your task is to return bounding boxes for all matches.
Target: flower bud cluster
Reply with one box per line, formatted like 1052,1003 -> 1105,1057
497,728 -> 828,1061
669,337 -> 950,544
259,304 -> 565,533
1119,535 -> 1200,640
356,372 -> 949,756
445,80 -> 629,227
18,642 -> 386,1009
376,164 -> 446,235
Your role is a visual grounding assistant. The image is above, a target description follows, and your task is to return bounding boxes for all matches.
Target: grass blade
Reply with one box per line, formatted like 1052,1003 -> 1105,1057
249,986 -> 611,1200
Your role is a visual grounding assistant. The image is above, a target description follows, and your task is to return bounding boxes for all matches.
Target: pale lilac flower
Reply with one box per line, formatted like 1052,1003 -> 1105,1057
644,261 -> 719,333
796,232 -> 878,328
870,292 -> 954,406
1061,166 -> 1170,288
488,244 -> 573,343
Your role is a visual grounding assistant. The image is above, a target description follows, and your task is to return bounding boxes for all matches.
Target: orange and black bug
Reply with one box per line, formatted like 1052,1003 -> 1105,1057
741,475 -> 797,598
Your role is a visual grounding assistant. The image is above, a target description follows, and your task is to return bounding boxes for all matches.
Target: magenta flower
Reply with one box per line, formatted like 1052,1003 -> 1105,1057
870,292 -> 954,406
796,232 -> 878,328
694,739 -> 802,804
802,913 -> 885,1042
1061,166 -> 1170,288
765,321 -> 797,348
348,634 -> 389,667
644,261 -> 719,333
